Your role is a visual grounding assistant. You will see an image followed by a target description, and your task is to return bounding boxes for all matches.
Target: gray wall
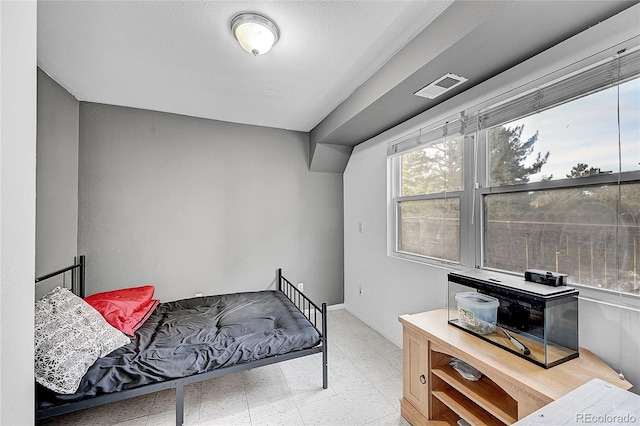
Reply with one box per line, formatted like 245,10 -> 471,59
344,6 -> 640,392
36,68 -> 79,297
78,103 -> 344,305
0,2 -> 37,424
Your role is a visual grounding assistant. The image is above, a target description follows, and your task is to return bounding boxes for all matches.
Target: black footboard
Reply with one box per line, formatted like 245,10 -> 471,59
277,268 -> 328,389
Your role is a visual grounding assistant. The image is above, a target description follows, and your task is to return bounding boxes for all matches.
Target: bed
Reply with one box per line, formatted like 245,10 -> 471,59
34,256 -> 328,426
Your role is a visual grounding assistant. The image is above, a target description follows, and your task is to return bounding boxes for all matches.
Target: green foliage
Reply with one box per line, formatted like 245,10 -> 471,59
566,163 -> 601,178
401,136 -> 463,196
489,125 -> 549,185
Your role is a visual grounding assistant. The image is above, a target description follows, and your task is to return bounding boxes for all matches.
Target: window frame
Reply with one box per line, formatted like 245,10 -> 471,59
476,66 -> 640,280
387,45 -> 640,297
389,132 -> 476,268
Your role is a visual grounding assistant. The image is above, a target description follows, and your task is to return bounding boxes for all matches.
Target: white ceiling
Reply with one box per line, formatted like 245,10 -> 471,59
37,0 -> 453,133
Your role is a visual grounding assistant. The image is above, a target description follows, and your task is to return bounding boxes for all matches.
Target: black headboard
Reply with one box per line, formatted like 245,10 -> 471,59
35,255 -> 86,298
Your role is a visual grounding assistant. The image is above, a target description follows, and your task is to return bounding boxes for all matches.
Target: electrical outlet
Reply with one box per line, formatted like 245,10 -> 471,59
297,283 -> 304,292
195,293 -> 203,297
358,222 -> 364,233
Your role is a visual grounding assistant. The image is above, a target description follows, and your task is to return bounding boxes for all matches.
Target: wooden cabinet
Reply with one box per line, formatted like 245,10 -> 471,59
400,309 -> 631,426
403,327 -> 428,420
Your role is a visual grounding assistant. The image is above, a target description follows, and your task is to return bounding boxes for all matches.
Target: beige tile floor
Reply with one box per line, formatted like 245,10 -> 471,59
39,309 -> 410,426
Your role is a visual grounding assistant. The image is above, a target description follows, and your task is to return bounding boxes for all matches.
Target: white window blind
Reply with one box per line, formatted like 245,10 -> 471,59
388,47 -> 639,159
387,113 -> 468,157
476,47 -> 640,131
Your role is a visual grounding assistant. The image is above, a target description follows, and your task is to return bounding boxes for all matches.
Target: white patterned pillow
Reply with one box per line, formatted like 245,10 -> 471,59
34,286 -> 130,394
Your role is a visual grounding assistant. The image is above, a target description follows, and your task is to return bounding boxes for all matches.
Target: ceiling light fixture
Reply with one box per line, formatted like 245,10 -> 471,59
230,12 -> 280,56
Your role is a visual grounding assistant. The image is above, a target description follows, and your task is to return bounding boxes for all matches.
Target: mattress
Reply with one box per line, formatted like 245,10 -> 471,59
37,290 -> 321,405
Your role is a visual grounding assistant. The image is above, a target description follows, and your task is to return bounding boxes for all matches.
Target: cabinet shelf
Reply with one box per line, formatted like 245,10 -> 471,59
426,409 -> 459,426
432,388 -> 504,426
431,363 -> 517,424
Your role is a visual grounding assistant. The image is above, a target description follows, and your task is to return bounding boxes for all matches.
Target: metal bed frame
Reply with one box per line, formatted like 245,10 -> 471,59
35,256 -> 328,426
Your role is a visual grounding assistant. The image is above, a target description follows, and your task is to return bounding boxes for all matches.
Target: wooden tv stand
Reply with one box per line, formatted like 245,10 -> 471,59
399,309 -> 631,425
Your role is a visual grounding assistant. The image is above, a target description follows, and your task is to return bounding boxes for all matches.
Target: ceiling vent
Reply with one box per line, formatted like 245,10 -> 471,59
414,73 -> 468,99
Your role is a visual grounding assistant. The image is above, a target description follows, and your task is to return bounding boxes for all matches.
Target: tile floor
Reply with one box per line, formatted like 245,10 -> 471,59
40,309 -> 410,426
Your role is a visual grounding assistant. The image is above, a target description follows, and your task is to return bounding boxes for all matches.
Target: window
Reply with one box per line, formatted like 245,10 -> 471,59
389,47 -> 640,295
391,121 -> 465,264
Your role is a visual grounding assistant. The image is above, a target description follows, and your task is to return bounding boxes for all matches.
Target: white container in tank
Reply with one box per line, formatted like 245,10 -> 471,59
455,292 -> 499,334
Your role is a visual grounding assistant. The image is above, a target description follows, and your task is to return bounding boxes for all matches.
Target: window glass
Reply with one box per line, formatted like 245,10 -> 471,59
488,79 -> 640,186
620,78 -> 640,158
398,198 -> 460,262
484,183 -> 640,293
401,136 -> 463,196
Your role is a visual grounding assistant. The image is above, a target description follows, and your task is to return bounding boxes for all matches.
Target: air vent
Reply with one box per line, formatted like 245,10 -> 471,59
414,73 -> 468,99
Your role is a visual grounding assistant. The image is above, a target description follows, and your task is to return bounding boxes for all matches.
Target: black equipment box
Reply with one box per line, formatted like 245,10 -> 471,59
524,269 -> 568,287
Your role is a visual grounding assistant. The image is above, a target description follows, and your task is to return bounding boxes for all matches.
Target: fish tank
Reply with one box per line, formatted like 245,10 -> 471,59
448,269 -> 579,368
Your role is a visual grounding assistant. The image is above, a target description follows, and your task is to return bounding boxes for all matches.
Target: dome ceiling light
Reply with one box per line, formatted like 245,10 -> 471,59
230,12 -> 280,56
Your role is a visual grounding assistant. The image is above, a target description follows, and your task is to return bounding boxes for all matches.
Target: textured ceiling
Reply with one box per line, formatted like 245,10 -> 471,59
37,0 -> 453,132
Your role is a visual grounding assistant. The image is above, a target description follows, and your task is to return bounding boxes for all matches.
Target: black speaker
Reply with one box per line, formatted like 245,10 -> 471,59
524,269 -> 567,287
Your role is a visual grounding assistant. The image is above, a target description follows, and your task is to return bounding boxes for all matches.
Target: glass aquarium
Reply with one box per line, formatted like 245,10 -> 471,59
448,269 -> 579,368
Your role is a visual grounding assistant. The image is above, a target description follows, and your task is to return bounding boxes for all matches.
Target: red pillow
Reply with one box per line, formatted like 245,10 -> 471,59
124,298 -> 159,335
85,286 -> 158,336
